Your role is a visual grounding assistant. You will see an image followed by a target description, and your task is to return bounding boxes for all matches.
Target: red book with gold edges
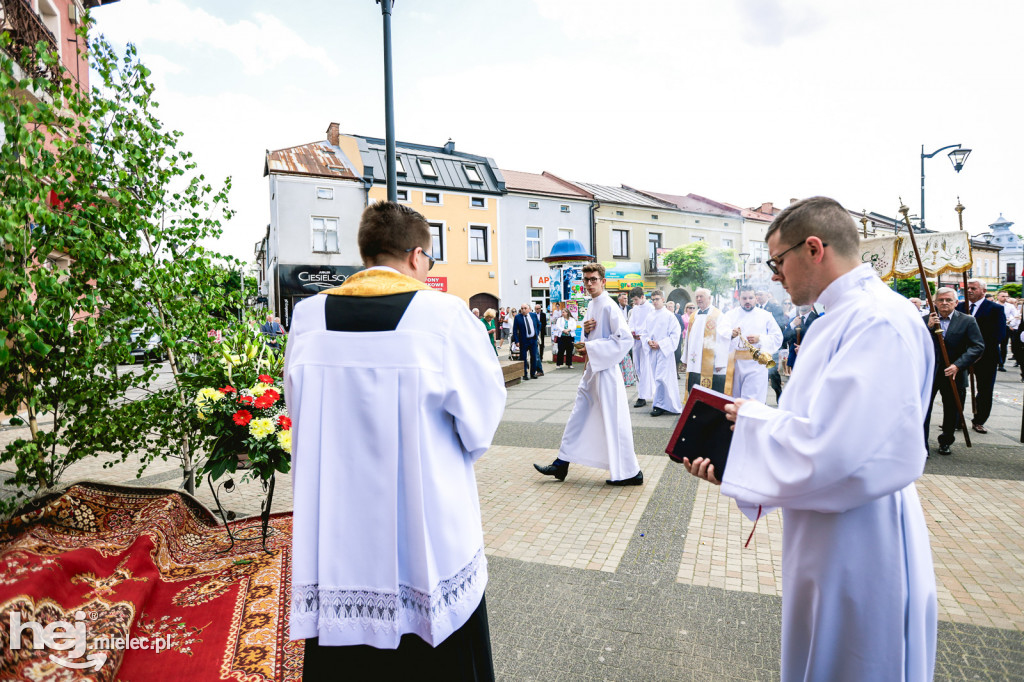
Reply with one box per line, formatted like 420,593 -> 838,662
665,385 -> 735,479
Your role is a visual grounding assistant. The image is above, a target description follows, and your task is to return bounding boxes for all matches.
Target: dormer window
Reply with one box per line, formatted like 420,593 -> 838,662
395,157 -> 406,175
418,158 -> 437,178
464,164 -> 483,183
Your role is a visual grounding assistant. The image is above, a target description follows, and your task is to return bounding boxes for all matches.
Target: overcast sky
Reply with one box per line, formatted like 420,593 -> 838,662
93,0 -> 1023,263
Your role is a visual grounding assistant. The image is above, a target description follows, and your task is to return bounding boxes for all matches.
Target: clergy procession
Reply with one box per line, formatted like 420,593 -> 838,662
264,195 -> 1024,682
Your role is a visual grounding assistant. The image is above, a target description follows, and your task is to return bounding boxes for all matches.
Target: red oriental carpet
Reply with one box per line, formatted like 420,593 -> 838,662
0,482 -> 302,681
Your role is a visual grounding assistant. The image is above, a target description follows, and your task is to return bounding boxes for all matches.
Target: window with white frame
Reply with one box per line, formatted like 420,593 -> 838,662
464,164 -> 483,183
528,201 -> 539,209
311,217 -> 340,253
691,235 -> 705,242
418,158 -> 437,178
316,186 -> 333,200
558,228 -> 573,241
612,229 -> 629,258
396,189 -> 409,201
560,204 -> 570,213
470,196 -> 486,209
395,156 -> 406,175
470,225 -> 489,262
722,238 -> 733,248
526,227 -> 542,260
424,192 -> 441,204
429,222 -> 445,262
615,210 -> 624,216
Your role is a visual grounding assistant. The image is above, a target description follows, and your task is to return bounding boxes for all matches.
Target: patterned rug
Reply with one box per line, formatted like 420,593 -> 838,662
0,482 -> 301,681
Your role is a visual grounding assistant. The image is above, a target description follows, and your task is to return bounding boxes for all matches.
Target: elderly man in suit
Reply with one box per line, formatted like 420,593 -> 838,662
513,303 -> 542,380
957,279 -> 1006,433
924,287 -> 984,456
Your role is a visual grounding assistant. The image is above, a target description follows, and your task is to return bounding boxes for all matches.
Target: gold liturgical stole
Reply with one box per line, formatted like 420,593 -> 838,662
321,269 -> 430,297
687,308 -> 721,389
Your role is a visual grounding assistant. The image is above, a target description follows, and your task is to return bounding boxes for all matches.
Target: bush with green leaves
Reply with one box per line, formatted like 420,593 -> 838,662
0,25 -> 240,512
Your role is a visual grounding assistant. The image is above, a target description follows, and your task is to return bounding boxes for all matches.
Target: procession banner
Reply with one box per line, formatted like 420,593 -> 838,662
861,231 -> 972,280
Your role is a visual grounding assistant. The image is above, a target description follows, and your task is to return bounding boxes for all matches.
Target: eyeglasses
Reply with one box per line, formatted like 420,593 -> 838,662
405,246 -> 435,271
582,276 -> 602,283
765,239 -> 828,275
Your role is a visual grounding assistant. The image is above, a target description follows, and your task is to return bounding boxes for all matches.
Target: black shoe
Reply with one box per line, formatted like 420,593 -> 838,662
633,399 -> 647,408
998,367 -> 1006,372
534,462 -> 568,481
650,407 -> 666,417
938,443 -> 952,456
606,470 -> 643,486
522,376 -> 529,381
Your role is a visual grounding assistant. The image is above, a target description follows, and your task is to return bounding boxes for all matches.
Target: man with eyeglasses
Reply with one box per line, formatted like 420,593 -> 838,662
683,196 -> 937,681
534,263 -> 643,486
287,201 -> 505,679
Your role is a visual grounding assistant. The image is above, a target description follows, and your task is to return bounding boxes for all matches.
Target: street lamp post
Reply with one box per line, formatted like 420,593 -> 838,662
738,252 -> 750,286
377,1 -> 398,202
920,143 -> 971,230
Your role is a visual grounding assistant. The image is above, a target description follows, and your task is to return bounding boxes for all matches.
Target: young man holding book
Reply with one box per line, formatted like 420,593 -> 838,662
683,197 -> 937,682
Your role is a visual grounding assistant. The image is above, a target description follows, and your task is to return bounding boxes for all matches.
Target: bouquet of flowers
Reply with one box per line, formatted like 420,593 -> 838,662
191,327 -> 291,483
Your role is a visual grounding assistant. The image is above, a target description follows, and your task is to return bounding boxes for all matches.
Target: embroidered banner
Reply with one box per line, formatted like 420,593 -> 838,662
861,231 -> 972,280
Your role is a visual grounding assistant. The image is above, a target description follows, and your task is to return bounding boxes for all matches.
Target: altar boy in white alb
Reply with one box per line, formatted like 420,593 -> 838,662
642,290 -> 682,416
721,285 -> 783,401
534,263 -> 643,486
627,287 -> 654,407
286,201 -> 506,680
684,197 -> 937,682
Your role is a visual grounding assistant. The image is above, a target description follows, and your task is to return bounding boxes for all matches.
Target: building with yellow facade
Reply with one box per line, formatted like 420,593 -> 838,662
338,128 -> 505,310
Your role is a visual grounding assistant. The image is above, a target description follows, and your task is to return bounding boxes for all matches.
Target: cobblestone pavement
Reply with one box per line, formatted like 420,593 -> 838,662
3,358 -> 1023,680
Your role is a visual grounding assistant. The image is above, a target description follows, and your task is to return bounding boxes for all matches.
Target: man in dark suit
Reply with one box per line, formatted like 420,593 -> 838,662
534,303 -> 548,370
924,288 -> 984,455
513,303 -> 541,379
957,279 -> 1006,433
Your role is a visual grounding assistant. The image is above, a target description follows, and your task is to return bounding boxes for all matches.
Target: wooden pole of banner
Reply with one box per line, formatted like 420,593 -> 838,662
900,200 -> 971,447
955,199 -> 978,413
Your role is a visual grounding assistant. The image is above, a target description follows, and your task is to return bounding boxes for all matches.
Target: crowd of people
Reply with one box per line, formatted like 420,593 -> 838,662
276,196 -> 1021,681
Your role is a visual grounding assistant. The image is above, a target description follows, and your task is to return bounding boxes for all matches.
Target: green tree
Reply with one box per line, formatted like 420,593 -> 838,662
999,282 -> 1021,298
891,277 -> 936,299
662,242 -> 737,296
0,27 -> 238,510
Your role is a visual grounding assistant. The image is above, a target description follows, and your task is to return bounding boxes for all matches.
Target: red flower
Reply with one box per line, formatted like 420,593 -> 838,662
218,385 -> 236,394
238,396 -> 255,406
258,374 -> 274,384
262,389 -> 280,403
233,410 -> 252,426
277,416 -> 292,431
254,395 -> 273,410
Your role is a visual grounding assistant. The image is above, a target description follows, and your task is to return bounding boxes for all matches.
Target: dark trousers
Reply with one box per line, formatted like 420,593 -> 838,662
925,373 -> 967,447
686,372 -> 725,394
1012,331 -> 1024,376
555,335 -> 574,367
520,337 -> 539,377
538,334 -> 545,359
303,596 -> 494,681
972,358 -> 997,426
999,335 -> 1009,368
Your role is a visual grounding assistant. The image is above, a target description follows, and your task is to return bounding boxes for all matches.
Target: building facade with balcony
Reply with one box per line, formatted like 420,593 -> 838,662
498,170 -> 593,311
978,214 -> 1020,286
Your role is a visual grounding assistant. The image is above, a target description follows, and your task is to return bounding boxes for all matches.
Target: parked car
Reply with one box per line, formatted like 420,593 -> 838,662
129,329 -> 166,364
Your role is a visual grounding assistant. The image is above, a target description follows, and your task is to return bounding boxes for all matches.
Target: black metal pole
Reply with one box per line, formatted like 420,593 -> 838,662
379,0 -> 397,202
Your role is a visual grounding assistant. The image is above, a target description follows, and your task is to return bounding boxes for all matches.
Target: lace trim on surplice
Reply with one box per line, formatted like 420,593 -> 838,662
291,547 -> 485,634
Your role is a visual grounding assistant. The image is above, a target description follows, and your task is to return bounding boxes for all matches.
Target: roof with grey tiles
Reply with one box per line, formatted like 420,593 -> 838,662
565,181 -> 675,208
354,135 -> 505,195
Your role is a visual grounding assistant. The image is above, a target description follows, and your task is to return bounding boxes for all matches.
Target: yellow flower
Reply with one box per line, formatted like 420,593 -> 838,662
276,430 -> 292,453
194,387 -> 224,407
250,383 -> 272,397
249,418 -> 275,440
